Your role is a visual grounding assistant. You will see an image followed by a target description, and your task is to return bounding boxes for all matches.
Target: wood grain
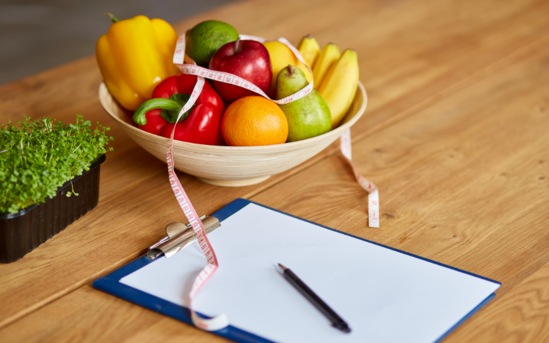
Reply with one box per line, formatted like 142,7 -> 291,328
0,284 -> 231,343
448,261 -> 549,343
1,0 -> 548,341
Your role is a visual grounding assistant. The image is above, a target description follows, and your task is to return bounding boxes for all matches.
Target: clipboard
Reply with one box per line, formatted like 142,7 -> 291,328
93,198 -> 501,343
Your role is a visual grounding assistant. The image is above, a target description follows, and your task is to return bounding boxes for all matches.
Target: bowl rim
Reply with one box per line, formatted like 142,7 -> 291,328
99,81 -> 367,151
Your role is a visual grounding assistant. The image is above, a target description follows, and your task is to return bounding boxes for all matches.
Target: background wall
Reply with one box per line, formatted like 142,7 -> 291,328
0,0 -> 235,85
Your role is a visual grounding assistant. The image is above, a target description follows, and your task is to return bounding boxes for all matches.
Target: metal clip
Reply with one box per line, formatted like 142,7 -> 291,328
147,215 -> 221,260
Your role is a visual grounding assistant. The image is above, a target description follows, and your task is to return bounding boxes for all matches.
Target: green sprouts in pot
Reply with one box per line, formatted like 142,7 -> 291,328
0,115 -> 113,213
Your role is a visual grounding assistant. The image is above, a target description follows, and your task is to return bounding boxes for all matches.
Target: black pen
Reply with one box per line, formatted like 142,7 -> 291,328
277,263 -> 351,333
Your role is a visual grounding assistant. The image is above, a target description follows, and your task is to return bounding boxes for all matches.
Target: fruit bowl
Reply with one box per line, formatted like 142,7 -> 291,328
99,82 -> 367,187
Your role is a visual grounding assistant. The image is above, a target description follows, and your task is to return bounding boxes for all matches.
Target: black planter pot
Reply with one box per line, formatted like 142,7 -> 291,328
0,154 -> 106,263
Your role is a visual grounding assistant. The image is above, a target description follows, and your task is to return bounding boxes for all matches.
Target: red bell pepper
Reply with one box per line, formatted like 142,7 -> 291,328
133,74 -> 226,145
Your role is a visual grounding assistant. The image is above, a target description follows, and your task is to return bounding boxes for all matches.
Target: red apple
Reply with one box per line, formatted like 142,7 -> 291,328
209,39 -> 272,103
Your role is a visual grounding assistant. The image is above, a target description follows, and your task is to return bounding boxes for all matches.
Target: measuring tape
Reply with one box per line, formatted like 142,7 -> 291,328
340,129 -> 379,228
173,35 -> 314,105
166,31 -> 380,331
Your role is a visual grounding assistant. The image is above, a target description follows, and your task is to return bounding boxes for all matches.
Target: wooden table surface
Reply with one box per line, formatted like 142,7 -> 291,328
1,0 -> 548,341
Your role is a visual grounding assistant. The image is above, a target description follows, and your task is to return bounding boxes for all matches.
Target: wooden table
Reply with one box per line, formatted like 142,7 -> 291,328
1,0 -> 548,341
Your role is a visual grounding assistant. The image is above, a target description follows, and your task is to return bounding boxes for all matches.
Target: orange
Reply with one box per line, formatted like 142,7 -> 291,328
222,96 -> 288,146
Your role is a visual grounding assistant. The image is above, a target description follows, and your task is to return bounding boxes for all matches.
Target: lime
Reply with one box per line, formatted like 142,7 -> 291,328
185,20 -> 239,67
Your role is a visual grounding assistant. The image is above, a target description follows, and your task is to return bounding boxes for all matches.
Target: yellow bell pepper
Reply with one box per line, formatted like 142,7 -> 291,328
96,14 -> 181,110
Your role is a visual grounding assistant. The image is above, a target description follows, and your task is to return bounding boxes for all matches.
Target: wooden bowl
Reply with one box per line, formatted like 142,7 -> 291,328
99,82 -> 367,187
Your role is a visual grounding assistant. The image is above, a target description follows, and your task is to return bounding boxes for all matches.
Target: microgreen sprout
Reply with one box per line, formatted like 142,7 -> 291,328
0,115 -> 113,213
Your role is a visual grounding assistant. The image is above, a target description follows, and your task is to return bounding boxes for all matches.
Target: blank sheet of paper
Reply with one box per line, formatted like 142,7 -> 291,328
120,203 -> 500,343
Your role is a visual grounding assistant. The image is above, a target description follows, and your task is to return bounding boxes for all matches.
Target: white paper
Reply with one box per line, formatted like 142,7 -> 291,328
121,203 -> 500,343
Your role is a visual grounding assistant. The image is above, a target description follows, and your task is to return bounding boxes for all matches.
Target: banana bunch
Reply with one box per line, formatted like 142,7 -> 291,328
297,35 -> 359,129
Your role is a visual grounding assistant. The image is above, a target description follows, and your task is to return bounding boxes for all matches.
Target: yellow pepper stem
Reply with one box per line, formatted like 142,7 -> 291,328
105,13 -> 119,23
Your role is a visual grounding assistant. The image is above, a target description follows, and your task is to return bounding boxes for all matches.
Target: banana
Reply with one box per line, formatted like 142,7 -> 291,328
297,34 -> 320,68
312,43 -> 340,90
318,49 -> 359,129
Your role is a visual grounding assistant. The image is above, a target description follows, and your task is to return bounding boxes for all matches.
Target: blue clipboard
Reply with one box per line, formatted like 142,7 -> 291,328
93,198 -> 500,343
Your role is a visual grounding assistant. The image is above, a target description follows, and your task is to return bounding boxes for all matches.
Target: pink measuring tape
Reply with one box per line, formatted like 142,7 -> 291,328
340,129 -> 379,227
173,35 -> 314,104
166,31 -> 380,331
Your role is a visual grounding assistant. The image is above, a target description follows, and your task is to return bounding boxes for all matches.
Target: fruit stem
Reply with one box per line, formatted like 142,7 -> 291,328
234,37 -> 241,54
133,98 -> 183,125
105,13 -> 119,23
287,64 -> 295,75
